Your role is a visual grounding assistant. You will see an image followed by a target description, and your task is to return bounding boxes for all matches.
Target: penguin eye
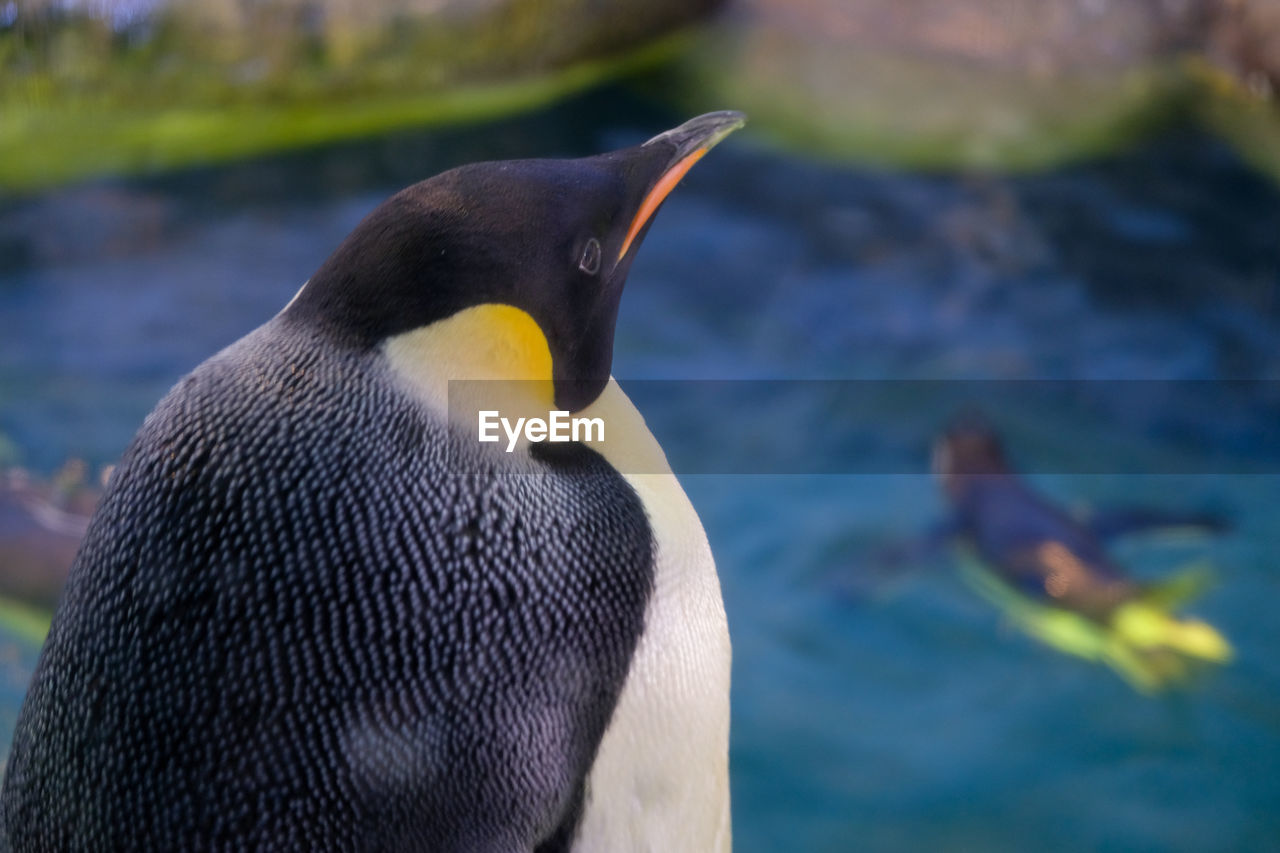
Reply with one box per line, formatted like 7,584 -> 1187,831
578,237 -> 602,276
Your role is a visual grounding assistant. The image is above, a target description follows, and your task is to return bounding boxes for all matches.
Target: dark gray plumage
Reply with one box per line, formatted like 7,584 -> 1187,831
1,317 -> 654,851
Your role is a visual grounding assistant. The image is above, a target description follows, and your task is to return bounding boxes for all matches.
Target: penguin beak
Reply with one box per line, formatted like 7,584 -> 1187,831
616,111 -> 747,264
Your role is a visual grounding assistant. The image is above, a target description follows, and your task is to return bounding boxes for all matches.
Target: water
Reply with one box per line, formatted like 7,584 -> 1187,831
1,87 -> 1278,848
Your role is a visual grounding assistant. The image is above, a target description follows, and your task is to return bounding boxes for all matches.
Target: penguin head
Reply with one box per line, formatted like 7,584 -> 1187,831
285,111 -> 745,412
933,414 -> 1012,497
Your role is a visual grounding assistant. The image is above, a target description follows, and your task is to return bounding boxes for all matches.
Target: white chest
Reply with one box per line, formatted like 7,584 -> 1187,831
570,382 -> 732,853
380,319 -> 732,849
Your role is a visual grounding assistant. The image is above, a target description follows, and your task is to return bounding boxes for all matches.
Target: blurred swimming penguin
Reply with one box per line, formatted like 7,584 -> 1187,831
929,417 -> 1232,692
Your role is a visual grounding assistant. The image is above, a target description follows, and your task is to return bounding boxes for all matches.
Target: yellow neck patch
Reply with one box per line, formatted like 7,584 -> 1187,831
383,303 -> 556,416
384,306 -> 679,476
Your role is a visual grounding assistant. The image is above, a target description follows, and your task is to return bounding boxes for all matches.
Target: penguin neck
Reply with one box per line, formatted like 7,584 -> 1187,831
381,305 -> 673,475
382,303 -> 557,426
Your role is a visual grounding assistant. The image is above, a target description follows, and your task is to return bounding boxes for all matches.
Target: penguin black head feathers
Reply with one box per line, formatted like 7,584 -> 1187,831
285,111 -> 746,412
933,413 -> 1014,501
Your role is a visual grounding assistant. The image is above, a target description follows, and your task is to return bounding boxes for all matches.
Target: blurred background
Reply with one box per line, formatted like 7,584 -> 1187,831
2,0 -> 1279,849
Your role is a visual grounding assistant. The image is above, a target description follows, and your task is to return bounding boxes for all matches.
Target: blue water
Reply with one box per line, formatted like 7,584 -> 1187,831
2,88 -> 1279,848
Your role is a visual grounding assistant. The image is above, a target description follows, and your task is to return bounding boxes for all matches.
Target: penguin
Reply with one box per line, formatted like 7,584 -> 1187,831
0,461 -> 96,611
931,417 -> 1232,692
0,111 -> 746,851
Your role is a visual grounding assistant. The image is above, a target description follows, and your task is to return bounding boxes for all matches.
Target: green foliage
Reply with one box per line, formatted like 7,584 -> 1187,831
0,2 -> 701,191
0,596 -> 51,648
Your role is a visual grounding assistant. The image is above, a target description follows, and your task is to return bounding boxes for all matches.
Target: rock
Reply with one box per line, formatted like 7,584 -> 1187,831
1204,0 -> 1280,99
0,461 -> 101,610
661,0 -> 1280,176
0,0 -> 722,191
1195,0 -> 1280,181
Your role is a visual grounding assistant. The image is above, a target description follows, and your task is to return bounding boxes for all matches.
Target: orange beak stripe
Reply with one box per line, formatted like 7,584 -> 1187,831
616,147 -> 709,262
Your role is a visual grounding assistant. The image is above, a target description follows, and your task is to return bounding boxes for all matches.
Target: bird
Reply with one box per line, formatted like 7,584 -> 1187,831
0,111 -> 746,852
931,417 -> 1232,692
